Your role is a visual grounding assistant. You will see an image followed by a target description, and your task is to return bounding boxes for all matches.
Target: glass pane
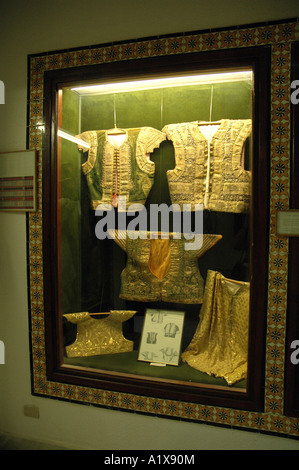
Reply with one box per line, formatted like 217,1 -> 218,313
57,69 -> 253,390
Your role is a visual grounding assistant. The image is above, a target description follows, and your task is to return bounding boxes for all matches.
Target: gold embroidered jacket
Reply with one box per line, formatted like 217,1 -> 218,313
64,311 -> 136,357
111,230 -> 222,304
162,119 -> 252,213
76,127 -> 166,210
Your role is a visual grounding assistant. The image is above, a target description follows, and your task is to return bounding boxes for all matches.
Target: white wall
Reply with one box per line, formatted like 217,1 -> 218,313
1,0 -> 299,450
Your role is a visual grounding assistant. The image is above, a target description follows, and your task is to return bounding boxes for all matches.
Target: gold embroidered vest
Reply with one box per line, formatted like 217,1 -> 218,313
64,311 -> 137,357
181,270 -> 250,384
76,127 -> 166,210
111,230 -> 222,304
162,119 -> 252,213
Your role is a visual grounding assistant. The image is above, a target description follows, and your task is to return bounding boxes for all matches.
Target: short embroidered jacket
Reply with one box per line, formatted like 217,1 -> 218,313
162,119 -> 252,213
110,230 -> 222,304
76,127 -> 166,210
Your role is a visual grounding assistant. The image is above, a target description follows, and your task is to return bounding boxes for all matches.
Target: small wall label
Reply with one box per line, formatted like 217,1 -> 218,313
0,81 -> 4,104
0,340 -> 4,364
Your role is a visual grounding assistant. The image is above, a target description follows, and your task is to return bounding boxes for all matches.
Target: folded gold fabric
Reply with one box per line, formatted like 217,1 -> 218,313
110,230 -> 222,304
182,270 -> 250,384
64,310 -> 136,357
148,238 -> 171,280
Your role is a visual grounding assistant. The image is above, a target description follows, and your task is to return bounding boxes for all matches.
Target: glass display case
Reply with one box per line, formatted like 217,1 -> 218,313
27,19 -> 299,436
41,46 -> 269,409
58,70 -> 252,386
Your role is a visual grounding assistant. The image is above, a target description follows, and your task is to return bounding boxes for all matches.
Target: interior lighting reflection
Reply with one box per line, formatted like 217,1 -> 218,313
57,129 -> 90,148
70,70 -> 252,95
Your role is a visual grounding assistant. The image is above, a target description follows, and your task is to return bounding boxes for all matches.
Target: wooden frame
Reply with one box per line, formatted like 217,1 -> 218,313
42,45 -> 269,411
26,19 -> 299,437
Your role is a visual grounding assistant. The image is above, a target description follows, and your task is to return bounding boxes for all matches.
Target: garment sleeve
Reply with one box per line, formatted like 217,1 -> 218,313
75,131 -> 98,174
63,312 -> 90,324
76,131 -> 91,150
232,119 -> 252,176
161,123 -> 177,142
108,310 -> 137,322
143,127 -> 166,154
135,127 -> 166,174
162,123 -> 186,181
184,234 -> 223,257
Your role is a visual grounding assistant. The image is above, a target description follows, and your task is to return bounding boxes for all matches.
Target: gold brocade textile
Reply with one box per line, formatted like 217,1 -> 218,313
110,230 -> 222,303
182,270 -> 250,384
64,310 -> 136,357
163,119 -> 252,213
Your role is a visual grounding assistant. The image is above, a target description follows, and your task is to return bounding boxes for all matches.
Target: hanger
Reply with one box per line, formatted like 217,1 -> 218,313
107,127 -> 126,135
198,120 -> 222,126
107,93 -> 126,135
197,85 -> 222,126
89,312 -> 111,316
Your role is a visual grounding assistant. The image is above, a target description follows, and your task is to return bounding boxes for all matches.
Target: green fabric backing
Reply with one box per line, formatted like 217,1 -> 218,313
64,351 -> 246,389
60,80 -> 252,389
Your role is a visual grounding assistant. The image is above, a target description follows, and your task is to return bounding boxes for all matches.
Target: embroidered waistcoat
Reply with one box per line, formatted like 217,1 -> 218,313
162,119 -> 252,213
111,230 -> 222,304
76,127 -> 166,210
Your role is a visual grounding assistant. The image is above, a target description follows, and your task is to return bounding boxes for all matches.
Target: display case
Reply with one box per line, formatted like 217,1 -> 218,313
27,19 -> 299,437
43,47 -> 268,409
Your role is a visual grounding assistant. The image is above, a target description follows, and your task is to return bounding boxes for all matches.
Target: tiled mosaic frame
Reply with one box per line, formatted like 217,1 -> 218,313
27,19 -> 299,438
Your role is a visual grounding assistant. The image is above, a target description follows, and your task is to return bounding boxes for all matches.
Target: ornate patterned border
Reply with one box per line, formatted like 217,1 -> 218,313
27,19 -> 299,438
